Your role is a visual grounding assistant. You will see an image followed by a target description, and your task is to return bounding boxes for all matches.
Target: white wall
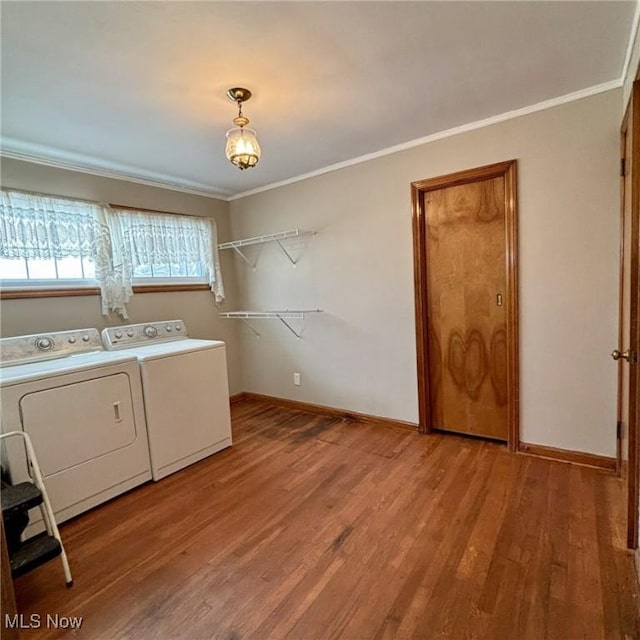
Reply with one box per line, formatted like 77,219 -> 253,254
0,158 -> 242,394
230,89 -> 622,457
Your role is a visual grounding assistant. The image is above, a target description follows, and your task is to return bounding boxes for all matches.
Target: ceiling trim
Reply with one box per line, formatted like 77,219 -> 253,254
0,138 -> 230,201
0,77 -> 625,204
229,78 -> 621,201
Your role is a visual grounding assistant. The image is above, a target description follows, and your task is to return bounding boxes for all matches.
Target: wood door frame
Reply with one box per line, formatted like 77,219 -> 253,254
411,160 -> 519,451
621,81 -> 640,550
617,116 -> 626,476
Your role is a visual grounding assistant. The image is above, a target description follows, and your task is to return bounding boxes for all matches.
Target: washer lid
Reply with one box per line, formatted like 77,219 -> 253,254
119,338 -> 226,362
0,350 -> 138,386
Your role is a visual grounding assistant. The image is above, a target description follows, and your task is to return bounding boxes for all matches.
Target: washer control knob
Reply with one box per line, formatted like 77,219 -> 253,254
68,337 -> 77,344
126,330 -> 134,337
115,331 -> 123,339
166,325 -> 172,332
175,324 -> 182,331
35,337 -> 54,351
144,325 -> 158,339
82,335 -> 90,342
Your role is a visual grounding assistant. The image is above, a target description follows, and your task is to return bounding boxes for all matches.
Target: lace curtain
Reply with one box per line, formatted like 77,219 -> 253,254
0,190 -> 130,317
0,190 -> 225,316
106,207 -> 225,303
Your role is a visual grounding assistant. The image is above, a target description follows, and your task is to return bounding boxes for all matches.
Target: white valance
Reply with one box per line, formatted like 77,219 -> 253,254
0,190 -> 107,261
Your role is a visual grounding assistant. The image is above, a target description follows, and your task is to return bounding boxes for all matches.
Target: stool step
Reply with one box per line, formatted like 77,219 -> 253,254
1,482 -> 43,517
0,432 -> 73,586
10,533 -> 61,578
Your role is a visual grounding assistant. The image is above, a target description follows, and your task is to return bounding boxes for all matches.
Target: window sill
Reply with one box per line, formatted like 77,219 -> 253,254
131,284 -> 210,294
0,283 -> 211,300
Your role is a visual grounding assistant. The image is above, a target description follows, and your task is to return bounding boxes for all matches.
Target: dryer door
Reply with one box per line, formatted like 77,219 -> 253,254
19,373 -> 137,477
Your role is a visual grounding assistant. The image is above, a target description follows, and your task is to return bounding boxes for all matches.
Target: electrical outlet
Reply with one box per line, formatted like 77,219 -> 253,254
293,372 -> 301,386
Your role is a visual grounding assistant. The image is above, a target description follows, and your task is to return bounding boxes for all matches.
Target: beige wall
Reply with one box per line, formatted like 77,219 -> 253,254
0,90 -> 624,456
623,19 -> 640,110
0,158 -> 242,394
230,89 -> 622,457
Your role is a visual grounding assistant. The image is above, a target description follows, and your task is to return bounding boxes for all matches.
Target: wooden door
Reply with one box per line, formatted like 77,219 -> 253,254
619,81 -> 640,550
412,161 -> 518,445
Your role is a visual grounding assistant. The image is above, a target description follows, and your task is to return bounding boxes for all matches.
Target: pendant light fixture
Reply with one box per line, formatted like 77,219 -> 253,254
225,87 -> 261,170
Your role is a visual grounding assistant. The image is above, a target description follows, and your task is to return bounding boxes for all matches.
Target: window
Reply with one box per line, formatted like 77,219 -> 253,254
0,190 -> 108,290
0,189 -> 225,317
0,256 -> 96,284
108,208 -> 217,286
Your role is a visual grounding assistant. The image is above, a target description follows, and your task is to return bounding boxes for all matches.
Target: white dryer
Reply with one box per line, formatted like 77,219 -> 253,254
102,320 -> 232,481
0,329 -> 151,535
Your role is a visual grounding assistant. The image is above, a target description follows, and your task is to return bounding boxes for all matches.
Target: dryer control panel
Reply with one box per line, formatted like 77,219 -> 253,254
102,320 -> 189,349
0,329 -> 103,366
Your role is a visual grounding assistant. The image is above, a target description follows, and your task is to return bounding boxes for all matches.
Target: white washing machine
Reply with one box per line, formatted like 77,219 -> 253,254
0,329 -> 152,535
102,320 -> 232,481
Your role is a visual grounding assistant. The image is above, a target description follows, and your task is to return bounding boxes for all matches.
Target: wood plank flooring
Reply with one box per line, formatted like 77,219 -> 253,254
9,397 -> 640,639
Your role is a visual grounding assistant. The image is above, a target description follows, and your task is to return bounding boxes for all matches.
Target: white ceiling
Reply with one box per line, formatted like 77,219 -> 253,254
0,1 -> 636,199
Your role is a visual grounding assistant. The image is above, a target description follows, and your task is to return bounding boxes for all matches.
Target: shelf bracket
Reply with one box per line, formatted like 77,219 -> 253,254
274,239 -> 297,266
231,246 -> 256,270
239,319 -> 260,338
276,314 -> 302,339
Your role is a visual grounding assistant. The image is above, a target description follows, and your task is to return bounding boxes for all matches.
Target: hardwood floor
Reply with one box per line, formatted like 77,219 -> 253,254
10,397 -> 640,639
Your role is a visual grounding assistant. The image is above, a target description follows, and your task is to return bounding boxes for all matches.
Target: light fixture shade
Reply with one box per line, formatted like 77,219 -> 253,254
225,127 -> 260,170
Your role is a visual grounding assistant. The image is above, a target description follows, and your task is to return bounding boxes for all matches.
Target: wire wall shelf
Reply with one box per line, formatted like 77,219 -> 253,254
218,229 -> 316,269
219,309 -> 323,339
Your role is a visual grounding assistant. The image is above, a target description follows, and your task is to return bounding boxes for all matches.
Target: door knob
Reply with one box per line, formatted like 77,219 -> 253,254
612,349 -> 631,362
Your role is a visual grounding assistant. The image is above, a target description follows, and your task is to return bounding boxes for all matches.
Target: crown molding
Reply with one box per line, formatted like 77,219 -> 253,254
0,77 -> 624,204
0,138 -> 231,201
229,79 -> 622,201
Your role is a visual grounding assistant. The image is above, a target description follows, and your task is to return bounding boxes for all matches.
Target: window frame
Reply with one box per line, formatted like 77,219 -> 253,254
0,282 -> 211,300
